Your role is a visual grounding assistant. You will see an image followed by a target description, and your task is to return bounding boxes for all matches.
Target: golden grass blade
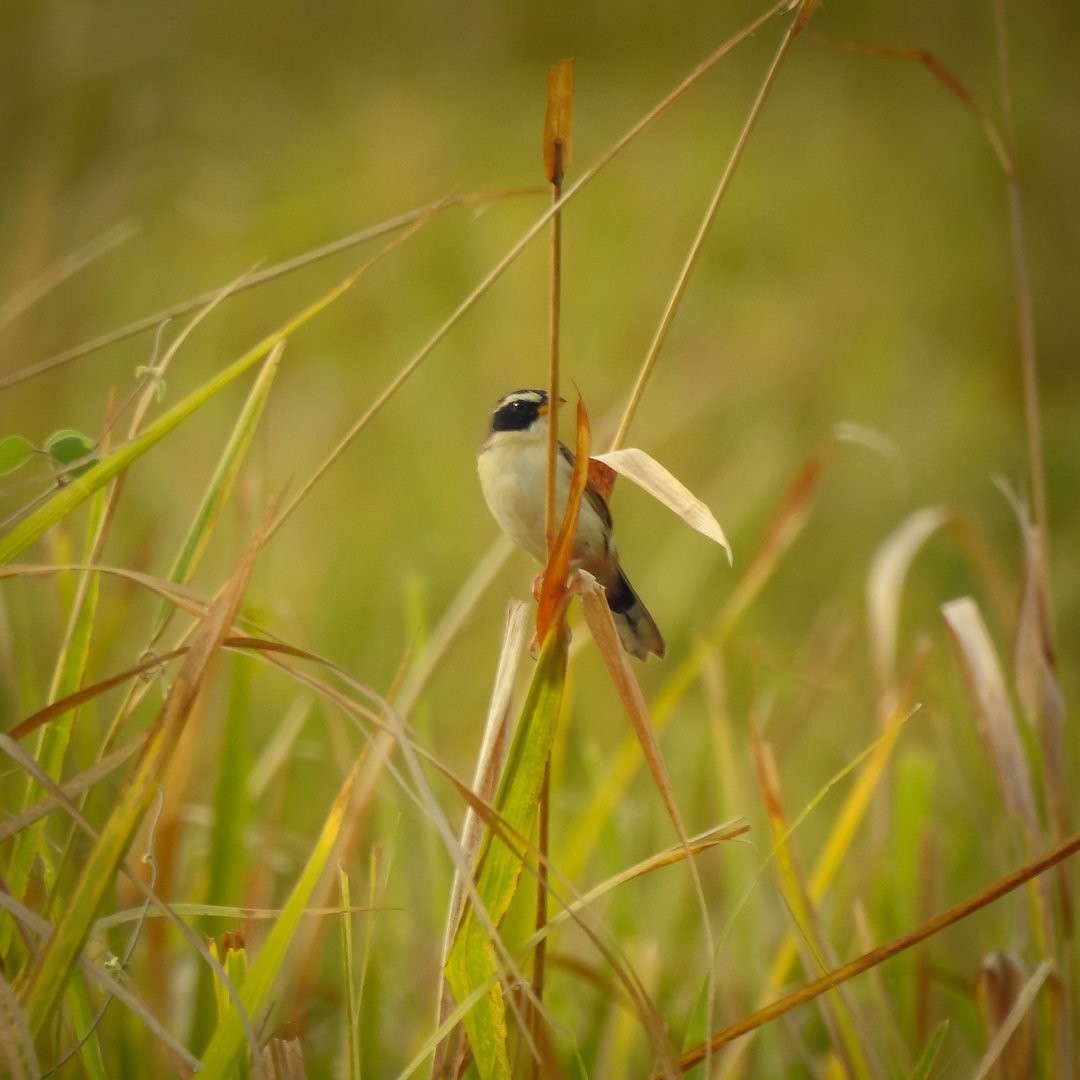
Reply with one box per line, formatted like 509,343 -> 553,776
672,831 -> 1080,1073
764,656 -> 926,994
749,729 -> 877,1080
866,507 -> 948,693
610,0 -> 817,451
718,444 -> 833,638
592,447 -> 731,561
200,750 -> 365,1079
19,514 -> 260,1037
941,598 -> 1041,843
543,59 -> 572,559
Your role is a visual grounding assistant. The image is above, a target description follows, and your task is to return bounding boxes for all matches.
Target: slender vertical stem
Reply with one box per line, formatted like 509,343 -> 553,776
545,146 -> 564,560
531,760 -> 552,1080
610,1 -> 814,453
992,0 -> 1053,638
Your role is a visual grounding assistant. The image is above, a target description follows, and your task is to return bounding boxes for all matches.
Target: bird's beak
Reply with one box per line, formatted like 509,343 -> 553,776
537,395 -> 566,418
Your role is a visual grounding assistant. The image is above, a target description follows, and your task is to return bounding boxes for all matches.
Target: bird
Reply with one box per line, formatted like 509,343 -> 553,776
477,388 -> 665,660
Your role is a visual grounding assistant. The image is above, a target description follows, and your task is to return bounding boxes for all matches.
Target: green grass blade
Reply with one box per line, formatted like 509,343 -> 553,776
151,341 -> 284,642
445,621 -> 569,1080
0,464 -> 110,966
908,1021 -> 949,1080
19,529 -> 258,1036
0,271 -> 357,566
339,866 -> 360,1080
198,751 -> 365,1079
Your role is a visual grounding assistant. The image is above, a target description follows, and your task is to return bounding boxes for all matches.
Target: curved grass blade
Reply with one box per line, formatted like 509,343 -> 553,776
199,749 -> 366,1079
19,520 -> 259,1037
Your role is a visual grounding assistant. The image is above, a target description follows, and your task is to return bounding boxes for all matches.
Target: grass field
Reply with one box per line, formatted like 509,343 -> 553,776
1,1 -> 1077,1076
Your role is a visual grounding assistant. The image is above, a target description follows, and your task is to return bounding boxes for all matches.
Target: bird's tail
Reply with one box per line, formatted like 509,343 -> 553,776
605,568 -> 665,661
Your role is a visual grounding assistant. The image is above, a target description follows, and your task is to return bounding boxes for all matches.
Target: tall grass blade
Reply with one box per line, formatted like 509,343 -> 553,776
200,750 -> 365,1078
1,447 -> 113,968
673,831 -> 1080,1073
444,620 -> 569,1080
19,513 -> 260,1037
908,1021 -> 949,1080
749,729 -> 877,1080
765,666 -> 924,992
339,867 -> 360,1080
150,340 -> 284,643
434,601 -> 528,1076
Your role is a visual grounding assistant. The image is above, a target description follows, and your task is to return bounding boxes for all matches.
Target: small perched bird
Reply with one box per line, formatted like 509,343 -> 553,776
477,388 -> 665,660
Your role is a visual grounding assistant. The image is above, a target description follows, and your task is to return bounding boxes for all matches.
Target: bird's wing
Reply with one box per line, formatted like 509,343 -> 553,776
558,442 -> 613,530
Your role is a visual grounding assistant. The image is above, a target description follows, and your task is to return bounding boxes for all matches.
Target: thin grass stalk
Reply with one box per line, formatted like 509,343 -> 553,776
990,0 -> 1049,606
0,221 -> 136,331
268,5 -> 791,562
339,866 -> 360,1080
0,193 -> 503,391
534,58 -> 573,1077
672,830 -> 1080,1073
610,0 -> 817,451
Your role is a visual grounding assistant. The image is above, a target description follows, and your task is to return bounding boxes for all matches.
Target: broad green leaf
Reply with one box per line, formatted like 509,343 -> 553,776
45,428 -> 98,482
0,434 -> 34,474
445,620 -> 568,1080
199,750 -> 364,1079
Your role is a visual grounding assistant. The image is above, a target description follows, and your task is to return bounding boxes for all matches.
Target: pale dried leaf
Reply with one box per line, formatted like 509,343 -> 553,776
593,448 -> 731,562
867,507 -> 949,692
941,598 -> 1040,841
973,954 -> 1048,1080
1003,489 -> 1066,760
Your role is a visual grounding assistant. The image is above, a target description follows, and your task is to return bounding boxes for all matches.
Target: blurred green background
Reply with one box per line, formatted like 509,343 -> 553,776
2,0 -> 1077,1072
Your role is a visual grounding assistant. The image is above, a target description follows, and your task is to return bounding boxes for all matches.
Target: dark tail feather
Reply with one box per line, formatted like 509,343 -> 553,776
606,568 -> 665,661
